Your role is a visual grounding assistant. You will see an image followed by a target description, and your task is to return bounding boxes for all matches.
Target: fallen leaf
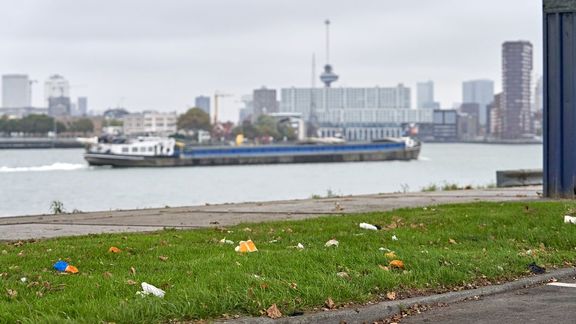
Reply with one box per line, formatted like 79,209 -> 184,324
260,283 -> 269,289
35,291 -> 43,297
159,256 -> 169,262
266,304 -> 282,319
449,238 -> 457,245
325,297 -> 336,309
108,246 -> 121,253
386,291 -> 397,300
103,272 -> 113,278
290,282 -> 298,289
130,267 -> 136,275
336,271 -> 350,279
6,289 -> 17,298
385,252 -> 397,259
378,265 -> 390,271
127,279 -> 137,285
17,251 -> 24,257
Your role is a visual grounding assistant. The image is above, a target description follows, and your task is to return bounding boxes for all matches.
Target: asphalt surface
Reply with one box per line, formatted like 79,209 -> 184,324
400,278 -> 576,324
0,186 -> 541,241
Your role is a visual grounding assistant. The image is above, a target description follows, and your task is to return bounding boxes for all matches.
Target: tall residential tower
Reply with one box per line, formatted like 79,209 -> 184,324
501,41 -> 533,139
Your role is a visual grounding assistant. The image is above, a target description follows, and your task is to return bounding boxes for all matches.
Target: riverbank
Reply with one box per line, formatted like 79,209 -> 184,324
2,192 -> 574,323
0,137 -> 84,149
0,186 -> 540,241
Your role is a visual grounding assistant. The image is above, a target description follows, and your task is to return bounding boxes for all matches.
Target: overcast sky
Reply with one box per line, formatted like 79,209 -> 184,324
0,0 -> 542,122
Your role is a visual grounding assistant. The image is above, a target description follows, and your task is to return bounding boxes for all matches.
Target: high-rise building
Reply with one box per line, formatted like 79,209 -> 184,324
195,96 -> 210,115
45,75 -> 71,116
253,87 -> 278,119
44,75 -> 70,103
501,41 -> 533,139
488,93 -> 503,137
462,79 -> 494,126
2,74 -> 31,108
78,97 -> 88,116
533,76 -> 543,112
417,81 -> 435,109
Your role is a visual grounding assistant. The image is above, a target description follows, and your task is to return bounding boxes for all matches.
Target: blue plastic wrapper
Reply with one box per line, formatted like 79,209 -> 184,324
53,260 -> 68,272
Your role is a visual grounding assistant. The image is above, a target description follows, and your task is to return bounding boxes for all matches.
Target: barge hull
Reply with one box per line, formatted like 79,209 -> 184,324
85,147 -> 420,168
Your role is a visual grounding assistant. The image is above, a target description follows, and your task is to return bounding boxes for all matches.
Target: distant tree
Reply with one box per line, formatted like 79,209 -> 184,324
177,107 -> 211,131
232,120 -> 259,140
69,118 -> 94,134
254,115 -> 280,139
18,115 -> 55,134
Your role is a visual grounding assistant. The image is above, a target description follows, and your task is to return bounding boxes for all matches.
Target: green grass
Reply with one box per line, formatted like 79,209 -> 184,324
2,201 -> 576,323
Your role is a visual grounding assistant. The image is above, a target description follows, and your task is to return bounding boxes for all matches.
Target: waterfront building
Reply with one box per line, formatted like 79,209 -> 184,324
48,96 -> 71,117
78,97 -> 88,116
462,79 -> 494,126
195,96 -> 210,115
488,93 -> 503,138
533,76 -> 543,113
433,109 -> 459,142
2,74 -> 31,108
417,81 -> 438,109
123,111 -> 177,136
501,41 -> 533,139
253,87 -> 278,119
44,75 -> 70,103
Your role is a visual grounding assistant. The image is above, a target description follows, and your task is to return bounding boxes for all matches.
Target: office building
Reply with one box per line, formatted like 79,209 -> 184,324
2,74 -> 31,108
462,79 -> 494,126
44,75 -> 70,103
501,41 -> 533,139
488,93 -> 503,137
123,111 -> 177,136
533,76 -> 543,113
433,109 -> 459,142
78,97 -> 88,116
253,87 -> 278,119
195,96 -> 210,115
417,81 -> 438,109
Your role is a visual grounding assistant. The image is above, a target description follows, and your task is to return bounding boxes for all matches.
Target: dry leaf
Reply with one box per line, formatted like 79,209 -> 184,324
260,283 -> 269,289
159,256 -> 169,262
386,291 -> 397,300
290,282 -> 298,289
266,304 -> 282,319
108,246 -> 121,253
130,267 -> 136,275
336,271 -> 350,279
127,279 -> 137,286
6,289 -> 17,298
103,272 -> 113,278
449,238 -> 457,245
385,252 -> 397,259
325,297 -> 336,309
378,264 -> 390,271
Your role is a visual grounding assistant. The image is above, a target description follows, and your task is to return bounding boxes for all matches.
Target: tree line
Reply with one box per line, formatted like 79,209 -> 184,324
0,114 -> 94,136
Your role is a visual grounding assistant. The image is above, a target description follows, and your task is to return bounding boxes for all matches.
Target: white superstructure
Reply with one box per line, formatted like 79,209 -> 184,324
87,137 -> 176,157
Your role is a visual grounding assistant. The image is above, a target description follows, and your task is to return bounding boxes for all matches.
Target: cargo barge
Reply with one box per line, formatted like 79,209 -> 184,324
84,137 -> 421,167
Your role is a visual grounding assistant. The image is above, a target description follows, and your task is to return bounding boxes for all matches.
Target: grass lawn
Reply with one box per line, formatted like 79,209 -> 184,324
2,201 -> 576,323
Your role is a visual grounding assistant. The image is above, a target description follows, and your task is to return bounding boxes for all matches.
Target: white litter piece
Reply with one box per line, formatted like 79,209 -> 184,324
392,235 -> 399,241
139,282 -> 165,298
325,239 -> 339,247
564,215 -> 576,224
548,282 -> 576,288
379,247 -> 392,252
297,243 -> 305,249
20,277 -> 27,283
219,238 -> 234,245
359,223 -> 379,231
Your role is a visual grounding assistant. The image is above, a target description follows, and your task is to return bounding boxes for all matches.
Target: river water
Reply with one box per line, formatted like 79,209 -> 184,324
0,143 -> 542,217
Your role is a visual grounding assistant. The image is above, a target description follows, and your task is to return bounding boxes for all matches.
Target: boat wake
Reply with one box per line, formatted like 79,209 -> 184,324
418,156 -> 431,161
0,163 -> 87,173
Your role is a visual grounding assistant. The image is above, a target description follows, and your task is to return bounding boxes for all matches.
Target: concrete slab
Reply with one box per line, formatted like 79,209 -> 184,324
0,186 -> 542,241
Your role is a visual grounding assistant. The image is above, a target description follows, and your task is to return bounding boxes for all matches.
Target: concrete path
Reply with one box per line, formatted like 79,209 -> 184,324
0,186 -> 541,241
401,278 -> 576,324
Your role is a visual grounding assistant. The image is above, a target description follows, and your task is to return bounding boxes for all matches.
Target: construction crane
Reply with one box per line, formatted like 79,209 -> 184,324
213,91 -> 233,125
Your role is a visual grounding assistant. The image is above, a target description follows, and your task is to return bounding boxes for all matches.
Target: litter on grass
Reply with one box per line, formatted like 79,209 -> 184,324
359,223 -> 380,231
219,238 -> 234,245
325,239 -> 339,247
108,246 -> 121,253
564,215 -> 576,224
235,240 -> 258,253
137,282 -> 165,298
53,260 -> 79,274
389,260 -> 405,269
392,235 -> 399,241
528,262 -> 546,274
297,243 -> 305,249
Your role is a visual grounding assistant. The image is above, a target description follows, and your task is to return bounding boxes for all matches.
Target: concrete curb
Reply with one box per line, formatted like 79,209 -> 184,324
225,267 -> 576,324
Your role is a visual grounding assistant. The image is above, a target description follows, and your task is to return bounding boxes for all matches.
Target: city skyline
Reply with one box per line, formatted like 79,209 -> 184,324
0,0 -> 542,121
